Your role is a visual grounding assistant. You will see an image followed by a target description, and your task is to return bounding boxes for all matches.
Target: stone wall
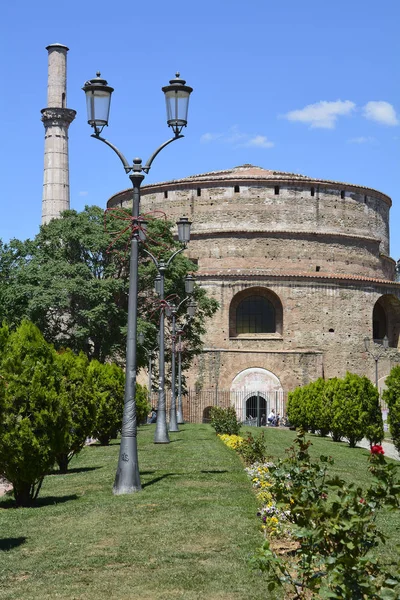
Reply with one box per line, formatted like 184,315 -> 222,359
109,165 -> 399,393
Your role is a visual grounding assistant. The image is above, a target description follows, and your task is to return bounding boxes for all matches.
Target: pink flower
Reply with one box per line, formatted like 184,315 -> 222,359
371,445 -> 385,455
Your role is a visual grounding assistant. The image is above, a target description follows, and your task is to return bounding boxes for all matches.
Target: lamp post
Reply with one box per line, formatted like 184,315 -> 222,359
144,218 -> 192,442
364,335 -> 389,388
176,299 -> 197,423
165,276 -> 195,429
82,72 -> 192,494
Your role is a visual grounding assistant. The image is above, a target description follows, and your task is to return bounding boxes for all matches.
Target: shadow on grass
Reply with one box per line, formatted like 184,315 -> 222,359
48,466 -> 103,476
201,470 -> 229,474
0,537 -> 27,551
142,473 -> 177,489
0,494 -> 79,509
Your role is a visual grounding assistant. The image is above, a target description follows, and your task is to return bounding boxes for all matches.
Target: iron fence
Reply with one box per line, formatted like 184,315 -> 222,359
150,389 -> 287,426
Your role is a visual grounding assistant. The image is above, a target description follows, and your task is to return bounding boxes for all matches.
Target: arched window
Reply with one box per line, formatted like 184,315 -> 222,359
229,287 -> 283,337
372,295 -> 400,347
373,301 -> 387,341
236,296 -> 275,334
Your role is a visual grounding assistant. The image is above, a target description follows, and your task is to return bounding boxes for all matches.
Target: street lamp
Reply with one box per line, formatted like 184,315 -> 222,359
364,335 -> 389,388
144,219 -> 193,442
83,71 -> 192,494
164,275 -> 195,429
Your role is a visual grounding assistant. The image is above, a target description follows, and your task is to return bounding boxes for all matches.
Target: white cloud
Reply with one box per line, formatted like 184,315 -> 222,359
363,101 -> 399,126
79,191 -> 89,196
347,136 -> 376,144
200,126 -> 274,148
200,132 -> 223,143
284,100 -> 356,129
244,135 -> 274,148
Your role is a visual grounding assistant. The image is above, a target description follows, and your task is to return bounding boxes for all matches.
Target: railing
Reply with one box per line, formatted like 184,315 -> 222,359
149,389 -> 287,426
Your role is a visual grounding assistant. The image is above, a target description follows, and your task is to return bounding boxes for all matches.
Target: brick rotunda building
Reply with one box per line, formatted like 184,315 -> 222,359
108,164 -> 400,420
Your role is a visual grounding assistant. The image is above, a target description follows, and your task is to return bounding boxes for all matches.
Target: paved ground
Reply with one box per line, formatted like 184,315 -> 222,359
357,438 -> 399,460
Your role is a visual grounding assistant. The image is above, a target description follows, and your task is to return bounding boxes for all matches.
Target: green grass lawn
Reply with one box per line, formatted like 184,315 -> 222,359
0,425 -> 399,600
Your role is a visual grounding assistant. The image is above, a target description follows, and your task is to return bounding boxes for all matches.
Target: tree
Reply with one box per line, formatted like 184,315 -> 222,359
331,373 -> 383,448
305,378 -> 329,436
88,360 -> 124,445
55,349 -> 97,473
287,386 -> 308,430
323,378 -> 342,442
0,321 -> 69,506
0,206 -> 218,370
383,365 -> 400,453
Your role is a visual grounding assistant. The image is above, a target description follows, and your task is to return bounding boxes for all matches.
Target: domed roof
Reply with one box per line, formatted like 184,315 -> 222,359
109,164 -> 391,207
153,164 -> 313,184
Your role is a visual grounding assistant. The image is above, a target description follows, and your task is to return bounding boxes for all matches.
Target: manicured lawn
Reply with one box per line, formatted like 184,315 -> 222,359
0,424 -> 276,600
1,425 -> 399,599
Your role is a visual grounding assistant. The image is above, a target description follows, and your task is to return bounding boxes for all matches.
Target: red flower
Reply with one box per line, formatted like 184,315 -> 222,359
359,498 -> 365,504
371,445 -> 385,455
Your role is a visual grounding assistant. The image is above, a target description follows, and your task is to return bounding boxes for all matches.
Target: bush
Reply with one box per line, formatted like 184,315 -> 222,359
251,432 -> 400,599
135,384 -> 151,426
237,431 -> 268,465
0,321 -> 69,506
331,372 -> 383,447
287,386 -> 308,430
55,349 -> 97,473
88,361 -> 125,445
88,361 -> 149,445
324,378 -> 342,441
210,406 -> 241,435
305,378 -> 329,436
383,365 -> 400,454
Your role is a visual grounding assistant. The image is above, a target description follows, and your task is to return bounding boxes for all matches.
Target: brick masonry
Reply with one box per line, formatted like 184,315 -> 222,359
108,165 -> 400,394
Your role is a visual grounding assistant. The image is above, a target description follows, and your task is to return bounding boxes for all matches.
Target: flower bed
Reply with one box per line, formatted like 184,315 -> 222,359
218,431 -> 400,599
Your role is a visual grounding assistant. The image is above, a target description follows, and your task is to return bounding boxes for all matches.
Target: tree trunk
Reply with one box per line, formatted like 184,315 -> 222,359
13,483 -> 33,507
57,453 -> 69,474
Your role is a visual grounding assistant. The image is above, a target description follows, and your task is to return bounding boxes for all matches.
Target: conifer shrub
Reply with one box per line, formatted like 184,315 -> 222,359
55,349 -> 97,473
331,372 -> 383,447
287,386 -> 309,430
303,378 -> 328,435
0,321 -> 69,506
324,377 -> 342,441
383,365 -> 400,454
88,361 -> 149,445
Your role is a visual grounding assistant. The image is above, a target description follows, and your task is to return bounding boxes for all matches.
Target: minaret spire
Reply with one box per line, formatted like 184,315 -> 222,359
41,43 -> 76,224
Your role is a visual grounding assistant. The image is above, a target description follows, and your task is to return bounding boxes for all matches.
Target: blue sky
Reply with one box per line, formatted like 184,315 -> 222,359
1,0 -> 399,261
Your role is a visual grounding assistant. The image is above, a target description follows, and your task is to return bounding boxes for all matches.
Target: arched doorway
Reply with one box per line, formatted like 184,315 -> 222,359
230,367 -> 284,424
245,394 -> 267,426
202,406 -> 213,424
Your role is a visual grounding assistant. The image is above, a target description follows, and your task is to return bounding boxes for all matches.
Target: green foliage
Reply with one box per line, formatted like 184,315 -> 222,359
135,384 -> 151,426
55,349 -> 97,473
237,431 -> 269,465
88,360 -> 125,445
306,378 -> 330,435
332,373 -> 383,447
288,374 -> 383,447
0,208 -> 218,375
287,386 -> 308,430
0,321 -> 69,506
324,378 -> 343,442
251,431 -> 400,599
383,365 -> 400,454
210,406 -> 241,435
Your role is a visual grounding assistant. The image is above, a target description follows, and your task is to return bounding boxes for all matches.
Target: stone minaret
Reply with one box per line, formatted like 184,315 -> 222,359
41,44 -> 76,224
